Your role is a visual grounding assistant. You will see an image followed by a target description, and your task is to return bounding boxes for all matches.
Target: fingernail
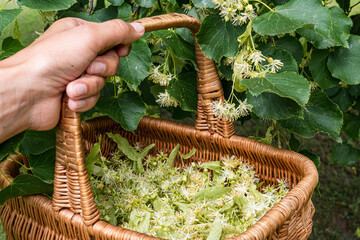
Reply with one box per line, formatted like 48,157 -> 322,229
130,23 -> 144,33
74,100 -> 86,110
90,61 -> 106,74
73,84 -> 87,97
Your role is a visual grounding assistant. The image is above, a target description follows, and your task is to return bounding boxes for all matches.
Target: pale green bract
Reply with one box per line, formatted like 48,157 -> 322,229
90,135 -> 289,240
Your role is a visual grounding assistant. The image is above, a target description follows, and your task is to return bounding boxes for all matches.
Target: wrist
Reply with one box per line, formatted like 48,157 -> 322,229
0,59 -> 32,143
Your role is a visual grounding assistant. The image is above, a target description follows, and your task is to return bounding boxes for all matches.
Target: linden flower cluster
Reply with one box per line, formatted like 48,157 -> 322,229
231,49 -> 284,80
156,91 -> 179,107
148,65 -> 174,86
91,138 -> 289,240
210,99 -> 252,121
212,0 -> 257,25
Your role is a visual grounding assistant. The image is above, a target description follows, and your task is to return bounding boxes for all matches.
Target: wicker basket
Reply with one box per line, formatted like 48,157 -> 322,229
0,13 -> 318,240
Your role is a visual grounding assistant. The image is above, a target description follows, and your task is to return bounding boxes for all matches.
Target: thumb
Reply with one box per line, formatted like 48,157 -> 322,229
81,20 -> 145,54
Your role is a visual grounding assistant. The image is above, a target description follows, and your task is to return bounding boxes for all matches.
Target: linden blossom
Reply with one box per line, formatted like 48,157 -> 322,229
90,136 -> 289,240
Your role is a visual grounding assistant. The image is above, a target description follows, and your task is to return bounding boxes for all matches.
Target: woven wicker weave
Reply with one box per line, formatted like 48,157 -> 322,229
0,13 -> 318,240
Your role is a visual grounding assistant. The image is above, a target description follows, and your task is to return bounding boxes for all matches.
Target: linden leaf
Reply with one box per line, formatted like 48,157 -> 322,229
279,90 -> 343,141
19,0 -> 76,11
0,132 -> 25,163
0,174 -> 53,205
167,71 -> 198,111
247,92 -> 302,120
0,8 -> 22,35
331,143 -> 360,166
19,129 -> 56,155
134,0 -> 156,8
297,6 -> 352,49
153,30 -> 195,63
253,0 -> 327,36
196,14 -> 245,61
309,49 -> 339,89
327,35 -> 360,85
207,216 -> 222,240
96,92 -> 146,131
117,38 -> 152,88
85,136 -> 102,176
194,187 -> 232,201
29,148 -> 55,181
254,0 -> 352,49
241,72 -> 310,106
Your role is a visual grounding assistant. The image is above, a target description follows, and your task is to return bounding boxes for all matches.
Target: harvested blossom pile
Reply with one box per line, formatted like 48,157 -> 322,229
89,133 -> 289,240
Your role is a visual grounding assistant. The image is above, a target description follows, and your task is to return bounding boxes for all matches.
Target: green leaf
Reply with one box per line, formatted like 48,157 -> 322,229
296,7 -> 352,49
0,132 -> 25,163
254,0 -> 351,48
0,37 -> 24,60
85,136 -> 102,176
175,28 -> 194,44
271,0 -> 291,5
117,38 -> 151,88
247,92 -> 302,120
167,71 -> 198,111
93,6 -> 118,22
289,134 -> 300,151
19,129 -> 56,155
138,143 -> 155,159
309,49 -> 339,89
275,35 -> 304,64
328,35 -> 360,85
253,0 -> 327,36
192,0 -> 215,8
299,149 -> 320,168
343,112 -> 360,140
117,3 -> 132,21
107,133 -> 139,161
101,82 -> 116,97
96,92 -> 146,131
128,210 -> 151,233
200,161 -> 221,173
325,86 -> 353,111
0,174 -> 53,205
19,0 -> 76,11
194,186 -> 231,201
258,45 -> 298,72
167,144 -> 180,167
196,14 -> 245,61
207,216 -> 222,240
179,148 -> 196,160
60,12 -> 99,22
153,30 -> 195,62
279,90 -> 343,141
331,143 -> 360,166
152,197 -> 174,215
0,8 -> 22,35
241,72 -> 310,106
29,148 -> 55,181
107,0 -> 124,6
134,0 -> 156,8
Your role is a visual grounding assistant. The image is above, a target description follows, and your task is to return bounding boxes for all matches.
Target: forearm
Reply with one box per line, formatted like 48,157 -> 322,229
0,59 -> 32,143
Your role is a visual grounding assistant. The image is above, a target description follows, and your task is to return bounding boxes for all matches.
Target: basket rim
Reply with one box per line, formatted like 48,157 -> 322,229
0,116 -> 319,239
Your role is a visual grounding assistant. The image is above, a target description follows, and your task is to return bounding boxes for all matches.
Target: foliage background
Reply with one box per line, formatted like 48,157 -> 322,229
0,0 -> 360,239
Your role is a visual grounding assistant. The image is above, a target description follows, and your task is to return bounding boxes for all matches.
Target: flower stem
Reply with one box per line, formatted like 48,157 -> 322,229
0,0 -> 11,10
0,168 -> 11,184
250,0 -> 275,12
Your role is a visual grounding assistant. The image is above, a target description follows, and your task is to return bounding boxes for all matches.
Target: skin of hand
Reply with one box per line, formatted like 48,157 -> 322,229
0,18 -> 144,143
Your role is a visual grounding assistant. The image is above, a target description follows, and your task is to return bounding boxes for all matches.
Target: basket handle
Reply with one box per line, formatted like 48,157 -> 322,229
53,13 -> 235,226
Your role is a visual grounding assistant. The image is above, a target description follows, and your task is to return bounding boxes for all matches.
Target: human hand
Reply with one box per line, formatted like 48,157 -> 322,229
0,17 -> 144,140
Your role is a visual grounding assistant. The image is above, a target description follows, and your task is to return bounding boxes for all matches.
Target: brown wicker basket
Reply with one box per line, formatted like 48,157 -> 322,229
0,13 -> 318,240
